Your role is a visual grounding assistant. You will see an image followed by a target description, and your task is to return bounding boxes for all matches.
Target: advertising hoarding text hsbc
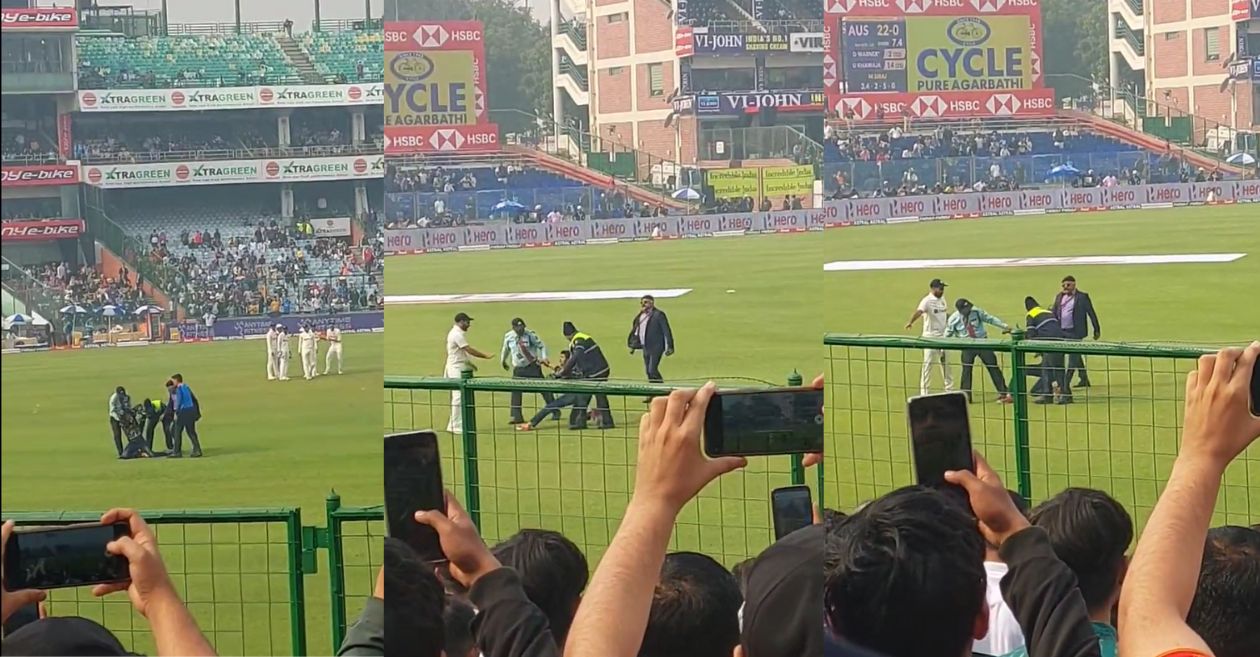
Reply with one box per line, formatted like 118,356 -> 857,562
81,155 -> 384,189
383,125 -> 500,155
0,220 -> 86,242
1,164 -> 80,188
76,84 -> 383,112
0,8 -> 78,29
834,88 -> 1055,119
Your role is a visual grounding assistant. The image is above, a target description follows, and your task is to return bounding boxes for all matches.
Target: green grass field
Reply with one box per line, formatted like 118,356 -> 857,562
0,335 -> 384,656
822,205 -> 1260,528
384,233 -> 822,567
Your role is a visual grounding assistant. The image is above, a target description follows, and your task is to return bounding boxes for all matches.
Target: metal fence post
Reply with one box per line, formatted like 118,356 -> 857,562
325,492 -> 346,652
286,507 -> 308,656
1008,329 -> 1033,501
787,370 -> 805,486
459,369 -> 481,528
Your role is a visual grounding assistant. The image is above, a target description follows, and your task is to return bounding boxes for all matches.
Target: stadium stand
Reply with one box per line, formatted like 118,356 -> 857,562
6,261 -> 154,315
103,187 -> 381,318
1,128 -> 58,163
76,33 -> 302,89
298,29 -> 383,83
385,163 -> 673,226
1,199 -> 63,221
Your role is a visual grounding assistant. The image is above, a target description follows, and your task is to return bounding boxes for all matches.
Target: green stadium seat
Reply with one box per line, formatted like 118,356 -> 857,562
298,30 -> 383,83
76,33 -> 302,89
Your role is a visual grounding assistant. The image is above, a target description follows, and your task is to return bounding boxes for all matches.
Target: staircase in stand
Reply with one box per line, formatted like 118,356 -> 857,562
277,35 -> 328,85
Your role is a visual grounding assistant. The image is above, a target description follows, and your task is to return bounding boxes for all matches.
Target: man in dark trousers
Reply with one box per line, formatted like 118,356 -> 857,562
170,373 -> 203,457
560,321 -> 614,430
1052,275 -> 1100,388
500,317 -> 557,425
944,298 -> 1013,404
627,295 -> 674,383
141,396 -> 171,454
1026,297 -> 1072,404
108,386 -> 132,457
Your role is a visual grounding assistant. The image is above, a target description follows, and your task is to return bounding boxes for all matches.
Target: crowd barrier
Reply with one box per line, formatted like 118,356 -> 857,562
384,180 -> 1260,253
823,333 -> 1258,530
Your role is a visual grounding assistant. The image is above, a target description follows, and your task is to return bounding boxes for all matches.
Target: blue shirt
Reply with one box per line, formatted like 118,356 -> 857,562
500,329 -> 548,368
945,307 -> 1009,339
1000,622 -> 1116,657
174,384 -> 195,411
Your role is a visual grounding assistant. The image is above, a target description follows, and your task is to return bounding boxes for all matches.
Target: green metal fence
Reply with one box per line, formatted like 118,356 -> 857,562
4,509 -> 307,656
822,333 -> 1259,528
323,495 -> 384,652
384,374 -> 810,570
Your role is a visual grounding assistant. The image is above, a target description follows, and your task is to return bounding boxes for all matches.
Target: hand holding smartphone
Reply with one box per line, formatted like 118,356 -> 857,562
3,522 -> 130,590
771,486 -> 814,540
703,387 -> 824,457
384,431 -> 447,562
907,392 -> 975,488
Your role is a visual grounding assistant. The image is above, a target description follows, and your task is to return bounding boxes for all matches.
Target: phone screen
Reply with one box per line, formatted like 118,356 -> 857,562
383,431 -> 447,562
3,523 -> 129,590
907,392 -> 974,487
703,387 -> 824,457
771,486 -> 814,540
1251,356 -> 1259,417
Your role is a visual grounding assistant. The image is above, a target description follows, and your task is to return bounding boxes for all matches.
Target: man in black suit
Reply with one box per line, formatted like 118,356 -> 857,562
627,295 -> 674,383
1051,276 -> 1101,388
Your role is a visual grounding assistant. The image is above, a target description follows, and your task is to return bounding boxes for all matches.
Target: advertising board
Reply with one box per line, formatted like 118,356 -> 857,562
385,51 -> 477,127
76,84 -> 383,112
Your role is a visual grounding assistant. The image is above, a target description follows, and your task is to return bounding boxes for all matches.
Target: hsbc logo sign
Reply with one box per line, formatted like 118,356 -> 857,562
911,96 -> 945,118
414,24 -> 482,48
987,93 -> 1022,116
430,129 -> 466,151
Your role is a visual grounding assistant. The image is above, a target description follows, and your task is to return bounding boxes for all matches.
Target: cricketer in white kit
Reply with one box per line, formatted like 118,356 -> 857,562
445,312 -> 491,433
906,278 -> 955,396
266,325 -> 280,380
324,327 -> 343,374
277,327 -> 292,380
300,325 -> 319,380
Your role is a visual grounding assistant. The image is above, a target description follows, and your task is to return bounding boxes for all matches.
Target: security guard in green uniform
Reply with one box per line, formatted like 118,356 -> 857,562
142,396 -> 172,453
559,321 -> 614,430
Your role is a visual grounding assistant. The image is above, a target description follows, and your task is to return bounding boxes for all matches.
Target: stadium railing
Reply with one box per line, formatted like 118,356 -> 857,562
78,143 -> 383,165
823,332 -> 1258,528
384,372 -> 815,562
700,125 -> 823,167
322,495 -> 382,652
3,508 -> 308,656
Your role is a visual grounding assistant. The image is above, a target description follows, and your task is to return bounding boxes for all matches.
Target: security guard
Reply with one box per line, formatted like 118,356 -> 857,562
559,321 -> 614,430
1025,297 -> 1072,405
142,396 -> 172,453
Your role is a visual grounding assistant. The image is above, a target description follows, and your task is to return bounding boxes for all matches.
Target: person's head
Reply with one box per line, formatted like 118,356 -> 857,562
384,537 -> 445,657
1024,296 -> 1039,311
641,295 -> 656,311
1186,525 -> 1260,657
1028,488 -> 1132,618
955,298 -> 973,317
491,529 -> 589,645
454,312 -> 472,331
115,386 -> 126,396
171,373 -> 183,384
0,616 -> 131,655
929,279 -> 947,298
164,379 -> 175,392
741,524 -> 824,657
640,552 -> 741,657
511,317 -> 526,336
825,486 -> 986,657
562,321 -> 577,338
443,595 -> 477,657
1061,275 -> 1077,295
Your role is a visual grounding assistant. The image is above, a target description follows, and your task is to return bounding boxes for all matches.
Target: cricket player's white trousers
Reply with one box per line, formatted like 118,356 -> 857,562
921,348 -> 955,396
325,344 -> 342,374
279,353 -> 290,379
445,364 -> 464,433
301,349 -> 317,378
267,352 -> 278,380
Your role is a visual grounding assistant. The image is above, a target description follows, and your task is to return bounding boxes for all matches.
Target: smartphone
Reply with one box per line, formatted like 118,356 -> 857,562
703,387 -> 824,457
771,486 -> 814,540
384,431 -> 447,562
1251,355 -> 1259,417
907,392 -> 975,487
2,522 -> 129,591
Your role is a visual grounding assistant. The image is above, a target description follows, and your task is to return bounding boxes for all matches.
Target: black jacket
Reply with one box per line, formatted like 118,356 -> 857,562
1026,308 -> 1064,340
470,567 -> 561,657
1051,291 -> 1100,340
999,527 -> 1102,657
628,309 -> 674,354
559,333 -> 609,379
